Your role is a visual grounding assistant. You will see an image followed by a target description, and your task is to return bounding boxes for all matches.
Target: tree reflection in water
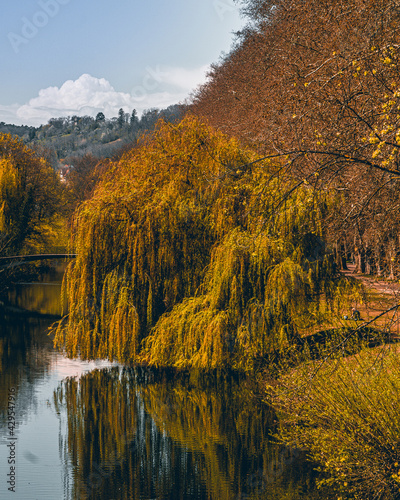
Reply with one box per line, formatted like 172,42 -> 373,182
0,312 -> 54,416
0,269 -> 63,419
55,367 -> 319,500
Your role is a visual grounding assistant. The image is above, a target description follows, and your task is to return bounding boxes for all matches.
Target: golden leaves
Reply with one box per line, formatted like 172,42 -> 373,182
54,115 -> 343,371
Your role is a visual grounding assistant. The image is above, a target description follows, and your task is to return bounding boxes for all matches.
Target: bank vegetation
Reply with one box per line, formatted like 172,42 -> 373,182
3,0 -> 400,497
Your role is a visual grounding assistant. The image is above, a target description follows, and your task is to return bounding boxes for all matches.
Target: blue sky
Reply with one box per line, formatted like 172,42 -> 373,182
0,0 -> 243,126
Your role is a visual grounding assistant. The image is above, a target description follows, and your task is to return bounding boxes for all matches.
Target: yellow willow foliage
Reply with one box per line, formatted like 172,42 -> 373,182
271,349 -> 400,498
53,115 -> 261,361
54,114 -> 346,369
143,223 -> 336,371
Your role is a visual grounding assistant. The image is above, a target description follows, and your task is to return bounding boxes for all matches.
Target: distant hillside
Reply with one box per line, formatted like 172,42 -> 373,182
0,104 -> 185,168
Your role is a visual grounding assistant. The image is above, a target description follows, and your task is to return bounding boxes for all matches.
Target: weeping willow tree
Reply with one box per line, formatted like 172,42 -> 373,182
53,115 -> 352,369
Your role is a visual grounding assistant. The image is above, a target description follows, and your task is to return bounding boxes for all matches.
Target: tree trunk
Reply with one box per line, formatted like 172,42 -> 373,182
365,244 -> 373,275
340,242 -> 348,270
354,243 -> 365,274
334,240 -> 348,270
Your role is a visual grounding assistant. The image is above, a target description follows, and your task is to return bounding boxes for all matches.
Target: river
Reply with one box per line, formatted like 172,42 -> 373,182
0,267 -> 319,499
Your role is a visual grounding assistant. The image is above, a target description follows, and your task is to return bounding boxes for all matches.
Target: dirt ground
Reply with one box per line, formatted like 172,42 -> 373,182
340,263 -> 400,337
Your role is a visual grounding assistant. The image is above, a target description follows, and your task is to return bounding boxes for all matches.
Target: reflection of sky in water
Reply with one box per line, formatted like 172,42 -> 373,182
0,338 -> 117,500
54,357 -> 119,379
0,274 -> 118,500
8,379 -> 66,500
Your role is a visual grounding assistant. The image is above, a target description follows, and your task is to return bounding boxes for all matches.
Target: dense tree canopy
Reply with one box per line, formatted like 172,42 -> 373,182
0,133 -> 61,254
191,0 -> 400,278
53,115 -> 354,370
43,3 -> 400,497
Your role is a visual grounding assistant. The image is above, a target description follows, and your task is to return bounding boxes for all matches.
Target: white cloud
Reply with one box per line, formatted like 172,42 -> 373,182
0,103 -> 21,124
1,68 -> 209,127
16,74 -> 134,126
156,65 -> 210,90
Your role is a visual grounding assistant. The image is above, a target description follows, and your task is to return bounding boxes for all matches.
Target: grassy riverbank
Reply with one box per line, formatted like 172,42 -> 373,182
266,275 -> 400,500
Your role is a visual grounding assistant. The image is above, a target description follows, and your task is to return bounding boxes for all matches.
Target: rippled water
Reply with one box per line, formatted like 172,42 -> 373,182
0,269 -> 319,499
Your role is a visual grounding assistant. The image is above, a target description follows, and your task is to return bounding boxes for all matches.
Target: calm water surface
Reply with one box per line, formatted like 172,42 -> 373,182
0,269 -> 318,499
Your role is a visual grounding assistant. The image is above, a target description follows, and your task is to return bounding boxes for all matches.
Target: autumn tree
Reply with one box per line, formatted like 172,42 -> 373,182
53,115 -> 352,370
191,0 -> 400,276
0,133 -> 62,255
65,153 -> 109,207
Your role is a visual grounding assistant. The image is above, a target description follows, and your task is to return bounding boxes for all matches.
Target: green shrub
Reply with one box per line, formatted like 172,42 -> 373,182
269,346 -> 400,499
